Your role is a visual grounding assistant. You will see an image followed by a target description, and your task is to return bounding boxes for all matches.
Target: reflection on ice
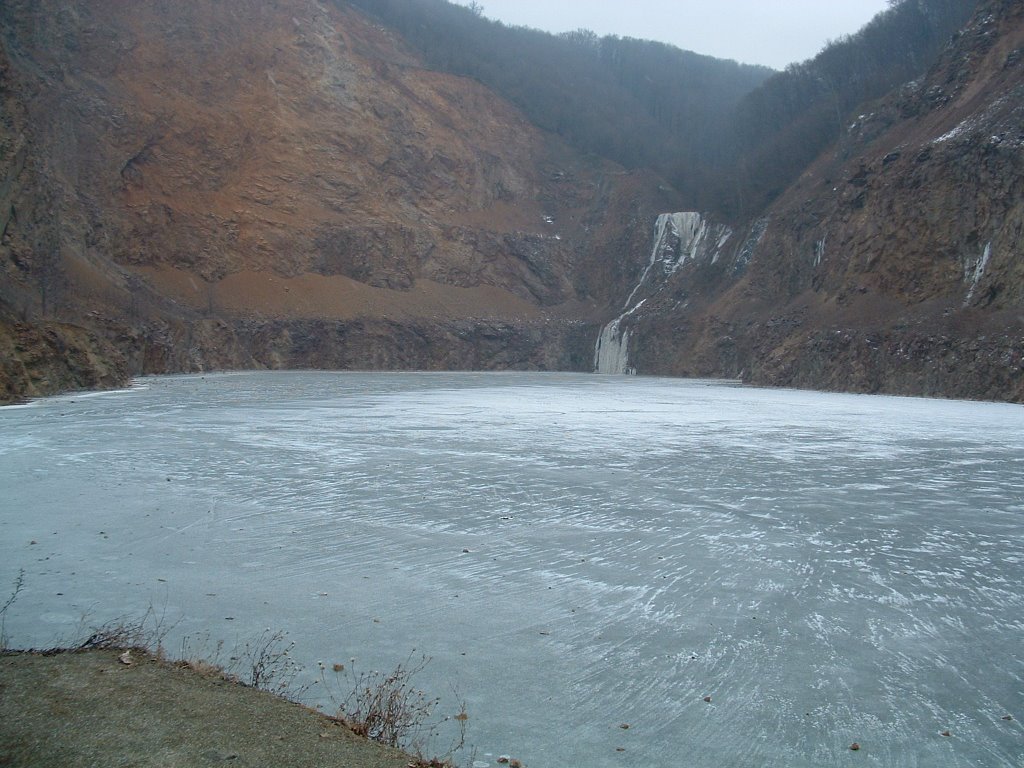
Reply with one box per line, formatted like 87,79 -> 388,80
1,372 -> 1023,768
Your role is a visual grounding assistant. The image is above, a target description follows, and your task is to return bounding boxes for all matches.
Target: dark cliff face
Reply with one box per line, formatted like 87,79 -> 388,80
0,0 -> 675,401
624,0 -> 1024,402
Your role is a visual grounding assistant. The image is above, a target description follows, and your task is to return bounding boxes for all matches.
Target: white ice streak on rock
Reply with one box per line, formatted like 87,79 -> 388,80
932,95 -> 1011,145
623,214 -> 676,310
733,217 -> 769,276
933,118 -> 974,144
657,212 -> 706,276
623,213 -> 731,308
814,236 -> 826,267
711,229 -> 732,264
595,213 -> 730,375
964,241 -> 992,306
657,212 -> 731,277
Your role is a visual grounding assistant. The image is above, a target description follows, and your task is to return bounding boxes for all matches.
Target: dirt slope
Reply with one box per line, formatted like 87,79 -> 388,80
0,649 -> 417,768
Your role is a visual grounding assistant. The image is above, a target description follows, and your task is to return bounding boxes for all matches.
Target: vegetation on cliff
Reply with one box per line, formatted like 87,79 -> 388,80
734,0 -> 980,213
343,0 -> 979,219
0,0 -> 1019,402
345,0 -> 772,215
620,0 -> 1024,403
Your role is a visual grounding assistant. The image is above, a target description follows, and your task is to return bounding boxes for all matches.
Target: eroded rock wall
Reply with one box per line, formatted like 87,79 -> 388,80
622,0 -> 1024,402
0,0 -> 672,401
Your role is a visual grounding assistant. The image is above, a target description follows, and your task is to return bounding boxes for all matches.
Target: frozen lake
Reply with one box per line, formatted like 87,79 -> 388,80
1,371 -> 1023,767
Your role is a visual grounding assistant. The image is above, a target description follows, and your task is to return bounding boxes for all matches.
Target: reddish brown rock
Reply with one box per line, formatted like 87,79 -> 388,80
0,0 -> 674,401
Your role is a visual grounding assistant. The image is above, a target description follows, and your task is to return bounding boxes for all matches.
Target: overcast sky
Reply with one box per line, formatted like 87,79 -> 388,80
453,0 -> 892,70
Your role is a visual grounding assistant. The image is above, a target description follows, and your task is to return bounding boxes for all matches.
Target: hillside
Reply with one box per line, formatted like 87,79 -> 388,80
0,0 -> 1021,402
346,0 -> 773,215
613,0 -> 1024,402
0,0 -> 675,400
733,0 -> 980,214
1,649 -> 414,768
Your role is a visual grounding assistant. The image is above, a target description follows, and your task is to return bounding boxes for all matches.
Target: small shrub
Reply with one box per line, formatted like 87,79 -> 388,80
77,617 -> 150,651
237,629 -> 305,696
76,603 -> 173,655
341,653 -> 438,747
321,653 -> 468,764
179,628 -> 306,696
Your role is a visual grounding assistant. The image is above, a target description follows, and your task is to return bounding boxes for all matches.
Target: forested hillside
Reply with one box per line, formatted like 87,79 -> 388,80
347,0 -> 980,218
343,0 -> 773,214
734,0 -> 980,214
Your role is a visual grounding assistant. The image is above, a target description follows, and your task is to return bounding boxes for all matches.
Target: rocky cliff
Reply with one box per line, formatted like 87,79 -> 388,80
0,0 -> 674,401
2,0 -> 1021,403
614,0 -> 1024,402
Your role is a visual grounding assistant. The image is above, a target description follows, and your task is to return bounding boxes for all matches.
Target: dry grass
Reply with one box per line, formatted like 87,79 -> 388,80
75,603 -> 174,657
178,657 -> 230,678
3,576 -> 472,767
318,653 -> 469,767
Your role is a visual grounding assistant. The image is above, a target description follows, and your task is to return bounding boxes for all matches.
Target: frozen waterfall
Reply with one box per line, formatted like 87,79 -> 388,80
594,318 -> 631,375
964,241 -> 992,306
594,212 -> 731,374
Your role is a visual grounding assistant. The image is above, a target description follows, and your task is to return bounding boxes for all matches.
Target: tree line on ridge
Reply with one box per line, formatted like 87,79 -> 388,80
342,0 -> 980,220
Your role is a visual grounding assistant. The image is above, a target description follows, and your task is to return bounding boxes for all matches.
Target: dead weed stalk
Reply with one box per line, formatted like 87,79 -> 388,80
319,652 -> 468,765
0,569 -> 25,650
237,629 -> 305,696
76,602 -> 174,656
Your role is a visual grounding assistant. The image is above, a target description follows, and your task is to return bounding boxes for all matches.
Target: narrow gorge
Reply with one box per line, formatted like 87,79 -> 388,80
0,0 -> 1021,402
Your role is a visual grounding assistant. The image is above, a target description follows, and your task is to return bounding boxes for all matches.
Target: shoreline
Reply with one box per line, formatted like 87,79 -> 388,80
0,647 -> 426,768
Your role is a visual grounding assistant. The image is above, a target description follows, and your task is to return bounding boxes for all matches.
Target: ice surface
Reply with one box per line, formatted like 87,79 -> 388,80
2,372 -> 1023,767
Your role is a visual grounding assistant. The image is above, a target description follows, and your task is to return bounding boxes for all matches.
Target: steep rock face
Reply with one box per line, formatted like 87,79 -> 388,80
0,0 -> 674,400
621,0 -> 1024,402
0,321 -> 129,402
594,211 -> 732,374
